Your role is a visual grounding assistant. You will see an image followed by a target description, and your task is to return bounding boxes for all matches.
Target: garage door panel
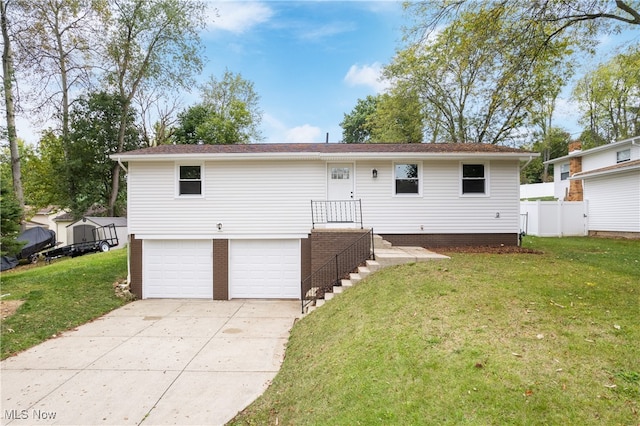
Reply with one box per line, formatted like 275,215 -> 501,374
230,239 -> 300,299
144,240 -> 213,299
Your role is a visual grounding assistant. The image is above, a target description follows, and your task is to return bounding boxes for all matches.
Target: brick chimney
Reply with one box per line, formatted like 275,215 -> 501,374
566,141 -> 583,201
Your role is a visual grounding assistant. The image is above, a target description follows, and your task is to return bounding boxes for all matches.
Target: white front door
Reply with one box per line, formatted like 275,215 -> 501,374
327,163 -> 354,200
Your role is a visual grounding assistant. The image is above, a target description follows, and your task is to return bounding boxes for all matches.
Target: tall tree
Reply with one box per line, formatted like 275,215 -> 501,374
387,4 -> 574,144
573,45 -> 640,145
134,87 -> 181,146
404,1 -> 639,47
16,0 -> 106,140
520,127 -> 570,184
1,0 -> 24,219
104,0 -> 206,215
173,70 -> 263,144
67,91 -> 142,217
340,95 -> 379,143
368,88 -> 424,143
0,178 -> 23,256
21,131 -> 70,209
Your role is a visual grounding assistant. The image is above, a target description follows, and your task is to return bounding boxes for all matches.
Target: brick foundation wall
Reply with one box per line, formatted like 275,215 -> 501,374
310,229 -> 371,272
380,233 -> 519,248
129,235 -> 143,299
213,239 -> 228,300
301,236 -> 311,281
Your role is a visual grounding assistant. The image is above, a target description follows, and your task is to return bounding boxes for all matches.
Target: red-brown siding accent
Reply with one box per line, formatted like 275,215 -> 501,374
380,233 -> 519,248
129,235 -> 143,299
213,239 -> 228,300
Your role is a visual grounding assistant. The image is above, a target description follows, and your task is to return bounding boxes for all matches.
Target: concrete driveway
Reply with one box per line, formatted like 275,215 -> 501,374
1,299 -> 301,425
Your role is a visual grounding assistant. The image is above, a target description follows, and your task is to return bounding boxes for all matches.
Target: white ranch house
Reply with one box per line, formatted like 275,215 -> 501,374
111,143 -> 536,301
545,137 -> 640,238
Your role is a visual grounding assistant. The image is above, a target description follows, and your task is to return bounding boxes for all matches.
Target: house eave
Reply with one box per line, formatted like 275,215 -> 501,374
545,136 -> 640,165
111,151 -> 537,163
569,162 -> 640,180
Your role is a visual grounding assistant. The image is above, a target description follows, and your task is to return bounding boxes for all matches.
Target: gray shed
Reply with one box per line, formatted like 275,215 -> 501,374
67,217 -> 128,249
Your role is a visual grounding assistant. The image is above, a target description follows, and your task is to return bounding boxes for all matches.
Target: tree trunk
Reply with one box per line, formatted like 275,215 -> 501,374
1,0 -> 25,226
107,102 -> 130,216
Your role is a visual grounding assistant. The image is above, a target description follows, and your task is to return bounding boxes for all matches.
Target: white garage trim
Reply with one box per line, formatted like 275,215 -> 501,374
143,240 -> 213,299
229,239 -> 301,299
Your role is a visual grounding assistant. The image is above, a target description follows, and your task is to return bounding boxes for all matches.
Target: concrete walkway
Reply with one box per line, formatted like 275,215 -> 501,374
374,246 -> 450,267
1,299 -> 301,426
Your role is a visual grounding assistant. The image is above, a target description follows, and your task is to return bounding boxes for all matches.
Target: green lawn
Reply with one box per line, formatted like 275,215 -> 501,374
231,237 -> 640,426
1,249 -> 129,359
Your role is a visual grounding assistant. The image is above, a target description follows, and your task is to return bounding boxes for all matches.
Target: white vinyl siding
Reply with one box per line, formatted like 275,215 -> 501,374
126,159 -> 521,237
127,161 -> 325,236
584,171 -> 640,233
356,160 -> 520,234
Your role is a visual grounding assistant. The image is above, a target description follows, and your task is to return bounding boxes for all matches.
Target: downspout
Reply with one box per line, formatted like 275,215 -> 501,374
518,156 -> 535,246
115,156 -> 131,289
519,155 -> 534,173
117,157 -> 128,174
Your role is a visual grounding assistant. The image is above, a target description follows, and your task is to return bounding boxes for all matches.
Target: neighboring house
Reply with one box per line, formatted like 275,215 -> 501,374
25,206 -> 69,231
546,137 -> 640,237
50,212 -> 75,247
66,216 -> 128,249
111,143 -> 536,300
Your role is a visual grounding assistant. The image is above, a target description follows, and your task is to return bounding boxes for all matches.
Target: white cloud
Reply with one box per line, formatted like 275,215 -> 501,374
344,62 -> 390,93
285,124 -> 323,143
206,1 -> 273,34
261,113 -> 322,143
298,21 -> 356,41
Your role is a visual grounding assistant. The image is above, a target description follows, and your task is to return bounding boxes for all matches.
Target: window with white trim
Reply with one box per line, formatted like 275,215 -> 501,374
617,149 -> 631,163
560,163 -> 570,180
394,163 -> 419,195
461,164 -> 486,194
178,165 -> 202,196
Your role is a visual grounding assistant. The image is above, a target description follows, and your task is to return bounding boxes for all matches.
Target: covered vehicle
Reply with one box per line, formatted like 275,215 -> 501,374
16,227 -> 57,261
1,256 -> 19,271
1,227 -> 57,270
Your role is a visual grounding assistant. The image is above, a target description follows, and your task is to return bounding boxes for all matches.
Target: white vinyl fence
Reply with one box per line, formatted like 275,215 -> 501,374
520,182 -> 554,199
520,200 -> 588,237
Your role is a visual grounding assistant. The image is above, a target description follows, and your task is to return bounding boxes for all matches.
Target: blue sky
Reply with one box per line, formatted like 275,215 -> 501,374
14,1 -> 639,145
199,1 -> 404,143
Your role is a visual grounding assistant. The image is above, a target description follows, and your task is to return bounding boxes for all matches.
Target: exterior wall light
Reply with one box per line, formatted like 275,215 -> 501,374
217,223 -> 223,231
372,169 -> 378,179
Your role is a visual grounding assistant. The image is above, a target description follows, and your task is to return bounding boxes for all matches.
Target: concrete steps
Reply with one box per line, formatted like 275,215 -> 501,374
304,237 -> 449,315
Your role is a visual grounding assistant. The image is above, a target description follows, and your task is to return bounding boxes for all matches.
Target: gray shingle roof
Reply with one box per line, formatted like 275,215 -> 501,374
117,142 -> 531,156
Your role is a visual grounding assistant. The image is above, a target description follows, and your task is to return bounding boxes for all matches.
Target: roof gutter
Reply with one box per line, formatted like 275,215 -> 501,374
111,151 -> 537,162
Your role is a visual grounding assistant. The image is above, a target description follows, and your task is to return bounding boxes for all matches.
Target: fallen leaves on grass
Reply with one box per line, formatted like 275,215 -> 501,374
440,246 -> 544,254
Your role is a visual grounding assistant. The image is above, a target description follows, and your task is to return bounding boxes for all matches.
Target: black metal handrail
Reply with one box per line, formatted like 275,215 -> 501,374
311,200 -> 363,229
301,229 -> 375,313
